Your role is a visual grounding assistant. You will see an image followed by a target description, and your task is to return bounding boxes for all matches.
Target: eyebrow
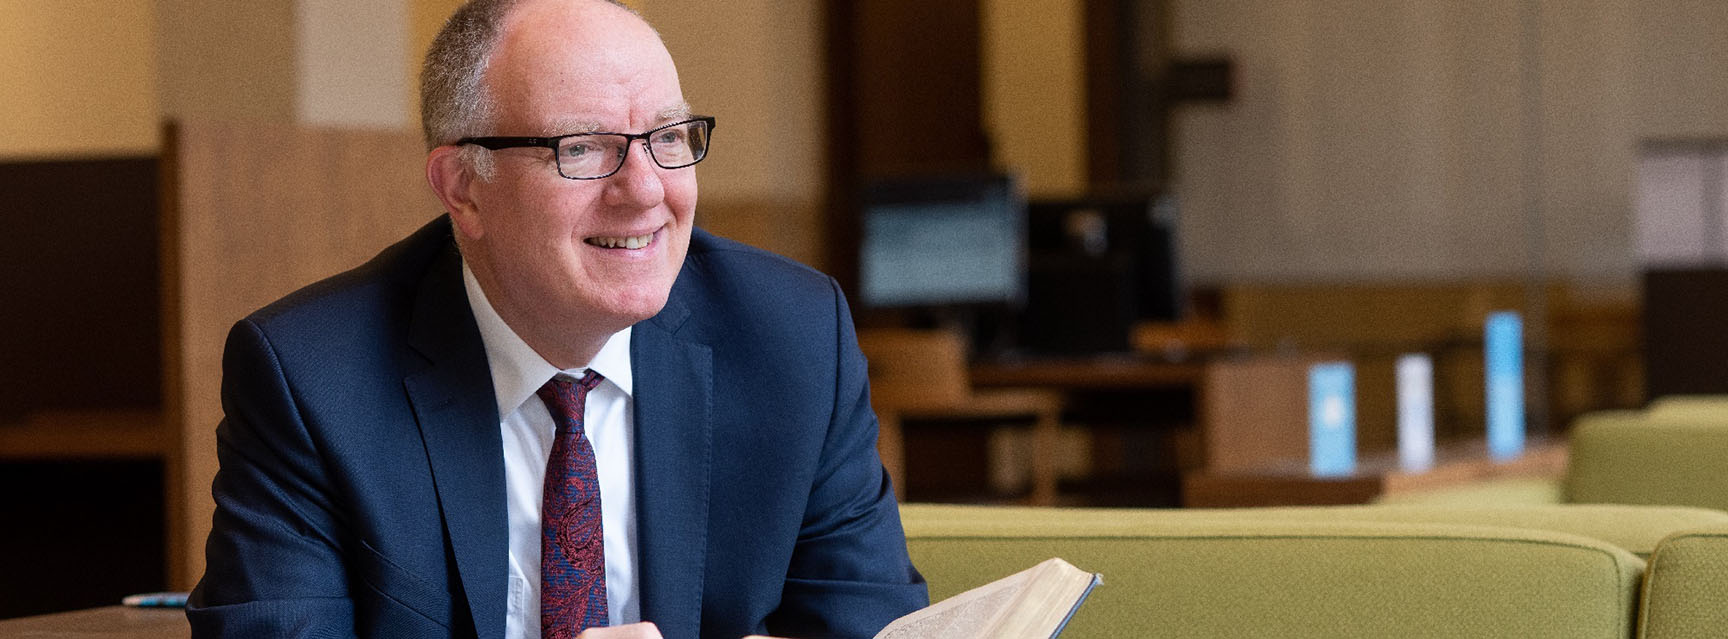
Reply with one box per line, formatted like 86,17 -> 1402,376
656,102 -> 693,122
546,118 -> 604,136
547,103 -> 694,136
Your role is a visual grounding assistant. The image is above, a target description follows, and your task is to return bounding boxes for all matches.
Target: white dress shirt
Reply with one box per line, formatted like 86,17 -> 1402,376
462,263 -> 641,639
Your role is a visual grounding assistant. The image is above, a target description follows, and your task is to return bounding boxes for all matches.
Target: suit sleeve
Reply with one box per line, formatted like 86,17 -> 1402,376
185,319 -> 359,638
765,278 -> 929,638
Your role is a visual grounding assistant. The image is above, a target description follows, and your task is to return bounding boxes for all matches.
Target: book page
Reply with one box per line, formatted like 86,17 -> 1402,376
872,569 -> 1031,639
986,560 -> 1100,637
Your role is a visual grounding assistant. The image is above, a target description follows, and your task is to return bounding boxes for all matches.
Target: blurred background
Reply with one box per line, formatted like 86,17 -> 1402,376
6,0 -> 1728,619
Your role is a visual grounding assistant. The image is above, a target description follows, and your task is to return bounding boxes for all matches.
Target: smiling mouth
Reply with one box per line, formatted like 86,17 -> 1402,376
584,231 -> 656,250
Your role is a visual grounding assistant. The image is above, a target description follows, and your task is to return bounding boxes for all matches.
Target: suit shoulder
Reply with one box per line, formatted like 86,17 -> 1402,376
666,229 -> 848,340
684,228 -> 834,293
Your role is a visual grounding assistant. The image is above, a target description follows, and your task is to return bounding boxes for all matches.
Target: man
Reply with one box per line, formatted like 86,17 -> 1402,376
186,1 -> 927,637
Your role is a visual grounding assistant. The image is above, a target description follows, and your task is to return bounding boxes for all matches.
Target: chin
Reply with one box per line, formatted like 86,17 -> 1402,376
595,285 -> 674,325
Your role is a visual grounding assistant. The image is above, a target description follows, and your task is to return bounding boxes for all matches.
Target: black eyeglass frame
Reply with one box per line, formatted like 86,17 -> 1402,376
457,116 -> 716,180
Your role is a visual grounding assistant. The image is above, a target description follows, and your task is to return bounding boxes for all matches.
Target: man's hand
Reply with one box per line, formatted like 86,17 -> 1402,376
575,622 -> 663,638
570,624 -> 792,639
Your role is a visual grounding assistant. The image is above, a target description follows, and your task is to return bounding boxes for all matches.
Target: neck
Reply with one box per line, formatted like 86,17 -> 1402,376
521,321 -> 611,371
464,256 -> 621,371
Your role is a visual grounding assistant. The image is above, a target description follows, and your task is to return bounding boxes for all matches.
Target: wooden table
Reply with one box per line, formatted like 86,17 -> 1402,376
970,355 -> 1207,391
1182,439 -> 1569,508
0,606 -> 187,638
966,355 -> 1213,506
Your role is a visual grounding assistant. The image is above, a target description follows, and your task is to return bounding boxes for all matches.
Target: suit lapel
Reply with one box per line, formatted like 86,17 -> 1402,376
631,290 -> 714,638
404,241 -> 510,639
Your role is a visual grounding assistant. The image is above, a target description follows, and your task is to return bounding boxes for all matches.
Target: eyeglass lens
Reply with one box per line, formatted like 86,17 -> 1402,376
554,120 -> 710,179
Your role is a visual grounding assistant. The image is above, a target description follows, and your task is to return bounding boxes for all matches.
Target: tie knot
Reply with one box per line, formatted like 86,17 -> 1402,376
537,370 -> 605,429
558,370 -> 605,393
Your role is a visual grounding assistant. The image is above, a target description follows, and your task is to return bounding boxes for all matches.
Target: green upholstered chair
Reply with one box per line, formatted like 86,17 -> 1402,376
1640,525 -> 1728,639
1564,410 -> 1728,512
1182,503 -> 1726,560
1643,395 -> 1728,421
900,504 -> 1644,638
1381,407 -> 1728,513
904,502 -> 1728,560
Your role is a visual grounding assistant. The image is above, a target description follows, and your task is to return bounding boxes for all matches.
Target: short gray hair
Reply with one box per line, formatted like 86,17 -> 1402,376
419,0 -> 641,178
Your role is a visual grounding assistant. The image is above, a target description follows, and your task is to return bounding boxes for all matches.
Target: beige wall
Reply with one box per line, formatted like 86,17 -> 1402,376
156,0 -> 298,125
297,0 -> 413,128
0,0 -> 160,159
982,0 -> 1089,199
1172,0 -> 1728,292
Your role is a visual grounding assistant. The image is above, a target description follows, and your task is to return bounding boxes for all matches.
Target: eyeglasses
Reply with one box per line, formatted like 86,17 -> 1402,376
458,116 -> 715,180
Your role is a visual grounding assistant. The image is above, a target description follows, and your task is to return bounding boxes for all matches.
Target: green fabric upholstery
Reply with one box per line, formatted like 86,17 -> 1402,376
1644,396 -> 1728,421
1207,504 -> 1728,560
1565,412 -> 1728,512
903,503 -> 1728,560
901,505 -> 1643,638
1386,408 -> 1728,512
1640,525 -> 1728,639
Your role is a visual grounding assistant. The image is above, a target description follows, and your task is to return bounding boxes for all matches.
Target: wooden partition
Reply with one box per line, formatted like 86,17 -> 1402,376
1220,281 -> 1550,350
161,120 -> 437,588
1199,354 -> 1325,473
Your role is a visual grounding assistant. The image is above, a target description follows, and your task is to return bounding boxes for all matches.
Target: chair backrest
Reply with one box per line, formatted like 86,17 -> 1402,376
1565,410 -> 1728,512
856,328 -> 971,407
1644,395 -> 1728,422
900,504 -> 1641,639
905,501 -> 1728,560
1642,525 -> 1728,639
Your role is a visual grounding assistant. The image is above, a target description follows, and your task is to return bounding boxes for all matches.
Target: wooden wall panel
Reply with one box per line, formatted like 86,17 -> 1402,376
162,120 -> 436,588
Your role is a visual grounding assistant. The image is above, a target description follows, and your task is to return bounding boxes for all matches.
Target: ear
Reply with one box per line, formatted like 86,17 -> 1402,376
427,145 -> 486,241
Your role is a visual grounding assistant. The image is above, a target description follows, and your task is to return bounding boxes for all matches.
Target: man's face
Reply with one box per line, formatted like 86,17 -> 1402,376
459,0 -> 697,344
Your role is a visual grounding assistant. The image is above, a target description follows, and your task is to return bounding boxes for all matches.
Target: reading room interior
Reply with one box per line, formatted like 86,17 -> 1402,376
7,0 -> 1728,637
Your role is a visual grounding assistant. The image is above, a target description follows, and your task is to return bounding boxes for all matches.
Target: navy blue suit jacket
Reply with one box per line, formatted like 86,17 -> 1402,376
187,217 -> 927,638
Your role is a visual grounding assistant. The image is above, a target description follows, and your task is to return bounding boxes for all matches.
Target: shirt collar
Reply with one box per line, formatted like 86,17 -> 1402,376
461,261 -> 635,421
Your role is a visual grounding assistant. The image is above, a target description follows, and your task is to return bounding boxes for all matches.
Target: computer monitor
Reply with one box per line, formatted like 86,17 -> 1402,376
1018,193 -> 1183,354
857,174 -> 1026,309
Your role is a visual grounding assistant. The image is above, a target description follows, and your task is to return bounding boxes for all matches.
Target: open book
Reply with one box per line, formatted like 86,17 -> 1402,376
873,557 -> 1102,639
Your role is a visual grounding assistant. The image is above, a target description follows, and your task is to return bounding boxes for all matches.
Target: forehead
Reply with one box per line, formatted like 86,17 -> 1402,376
486,0 -> 685,130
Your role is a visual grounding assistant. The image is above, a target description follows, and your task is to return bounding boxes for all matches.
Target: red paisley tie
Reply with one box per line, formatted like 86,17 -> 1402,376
536,371 -> 608,638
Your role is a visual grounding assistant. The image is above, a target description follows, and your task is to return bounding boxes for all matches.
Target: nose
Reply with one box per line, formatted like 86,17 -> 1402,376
603,139 -> 666,210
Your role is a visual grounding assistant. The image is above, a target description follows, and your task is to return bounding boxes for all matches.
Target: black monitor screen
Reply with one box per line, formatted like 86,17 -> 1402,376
858,175 -> 1025,308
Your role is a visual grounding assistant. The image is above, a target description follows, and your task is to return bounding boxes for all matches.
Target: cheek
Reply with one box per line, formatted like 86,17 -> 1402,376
498,189 -> 589,243
665,173 -> 699,219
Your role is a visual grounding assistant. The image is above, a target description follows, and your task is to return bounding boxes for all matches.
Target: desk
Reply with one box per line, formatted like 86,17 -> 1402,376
970,356 -> 1206,391
0,606 -> 186,638
1182,439 -> 1568,508
967,356 -> 1212,506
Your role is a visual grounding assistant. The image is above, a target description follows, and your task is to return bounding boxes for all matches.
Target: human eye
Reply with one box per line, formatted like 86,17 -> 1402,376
560,136 -> 601,158
651,125 -> 688,147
